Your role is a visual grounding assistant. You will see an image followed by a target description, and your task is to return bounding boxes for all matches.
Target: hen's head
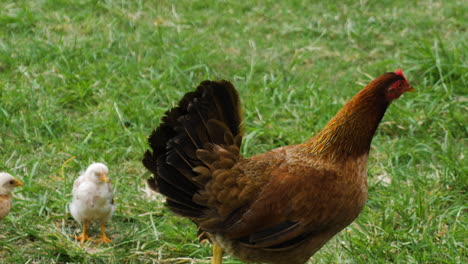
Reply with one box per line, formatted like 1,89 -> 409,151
384,69 -> 414,100
0,172 -> 23,195
84,163 -> 110,184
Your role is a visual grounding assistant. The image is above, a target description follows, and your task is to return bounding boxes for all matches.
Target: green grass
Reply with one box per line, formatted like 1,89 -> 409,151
0,0 -> 466,263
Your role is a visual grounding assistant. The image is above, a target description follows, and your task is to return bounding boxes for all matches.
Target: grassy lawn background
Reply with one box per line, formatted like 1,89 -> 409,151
0,0 -> 466,263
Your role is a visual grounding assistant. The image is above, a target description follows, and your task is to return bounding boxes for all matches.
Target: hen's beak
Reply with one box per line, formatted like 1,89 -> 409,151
406,85 -> 415,92
99,173 -> 109,183
14,179 -> 24,187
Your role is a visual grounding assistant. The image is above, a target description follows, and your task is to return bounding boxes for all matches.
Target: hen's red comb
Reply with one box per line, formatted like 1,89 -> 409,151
394,69 -> 405,78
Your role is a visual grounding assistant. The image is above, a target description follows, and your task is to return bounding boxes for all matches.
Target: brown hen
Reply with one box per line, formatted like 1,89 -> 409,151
143,69 -> 414,264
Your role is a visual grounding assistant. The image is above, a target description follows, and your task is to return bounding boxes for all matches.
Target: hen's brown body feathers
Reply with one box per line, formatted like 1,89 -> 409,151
143,72 -> 412,263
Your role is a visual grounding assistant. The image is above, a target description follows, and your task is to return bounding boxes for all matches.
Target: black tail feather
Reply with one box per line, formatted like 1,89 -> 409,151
143,80 -> 243,218
156,176 -> 202,210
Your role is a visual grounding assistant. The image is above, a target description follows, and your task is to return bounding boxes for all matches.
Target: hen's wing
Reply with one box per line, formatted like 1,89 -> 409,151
106,181 -> 115,212
196,144 -> 344,251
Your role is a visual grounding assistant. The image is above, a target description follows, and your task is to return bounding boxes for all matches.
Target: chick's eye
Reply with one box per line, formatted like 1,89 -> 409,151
9,180 -> 14,184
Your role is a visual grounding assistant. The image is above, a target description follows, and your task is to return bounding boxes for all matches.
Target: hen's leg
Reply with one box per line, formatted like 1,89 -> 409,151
96,222 -> 112,243
212,243 -> 223,264
73,220 -> 91,245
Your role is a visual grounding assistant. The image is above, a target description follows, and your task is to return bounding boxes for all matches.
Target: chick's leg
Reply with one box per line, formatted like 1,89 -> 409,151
73,219 -> 91,245
212,243 -> 224,264
96,222 -> 112,243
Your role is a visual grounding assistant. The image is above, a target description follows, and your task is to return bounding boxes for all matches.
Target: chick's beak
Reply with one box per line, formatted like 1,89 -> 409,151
14,179 -> 24,187
99,173 -> 109,183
